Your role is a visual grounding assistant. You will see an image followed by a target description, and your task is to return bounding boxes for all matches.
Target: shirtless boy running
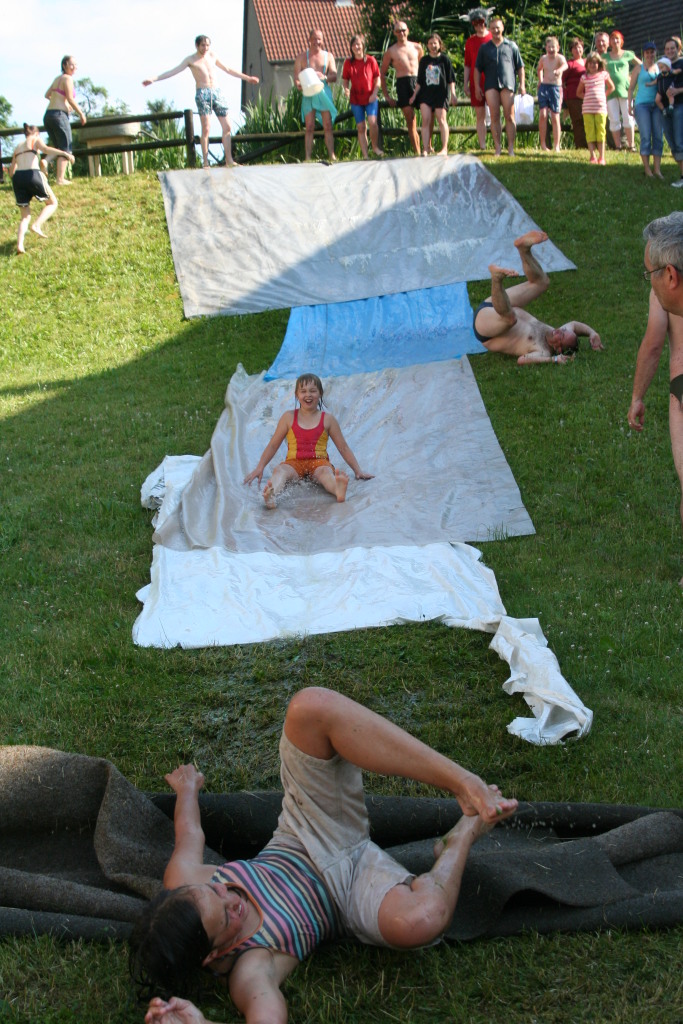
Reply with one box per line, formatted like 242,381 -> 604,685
380,21 -> 424,154
473,230 -> 603,364
143,36 -> 259,168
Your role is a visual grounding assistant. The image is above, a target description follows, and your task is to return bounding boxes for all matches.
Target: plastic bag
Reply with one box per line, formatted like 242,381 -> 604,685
514,93 -> 535,125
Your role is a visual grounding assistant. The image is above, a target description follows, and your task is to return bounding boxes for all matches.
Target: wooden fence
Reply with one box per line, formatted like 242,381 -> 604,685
0,103 -> 541,178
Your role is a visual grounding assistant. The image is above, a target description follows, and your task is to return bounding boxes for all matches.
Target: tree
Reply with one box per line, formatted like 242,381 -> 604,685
0,95 -> 14,159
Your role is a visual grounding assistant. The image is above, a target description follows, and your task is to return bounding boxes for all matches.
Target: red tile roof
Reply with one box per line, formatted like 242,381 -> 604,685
252,0 -> 363,63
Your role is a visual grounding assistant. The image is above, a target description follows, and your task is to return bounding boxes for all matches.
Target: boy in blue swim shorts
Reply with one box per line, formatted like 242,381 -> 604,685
537,36 -> 567,152
143,35 -> 259,168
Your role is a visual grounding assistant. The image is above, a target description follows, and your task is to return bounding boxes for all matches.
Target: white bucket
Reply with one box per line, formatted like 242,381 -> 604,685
299,67 -> 324,97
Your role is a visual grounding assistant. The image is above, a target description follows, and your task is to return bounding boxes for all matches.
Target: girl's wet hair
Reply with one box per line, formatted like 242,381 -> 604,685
61,55 -> 73,72
295,373 -> 324,408
128,887 -> 212,1002
23,123 -> 40,136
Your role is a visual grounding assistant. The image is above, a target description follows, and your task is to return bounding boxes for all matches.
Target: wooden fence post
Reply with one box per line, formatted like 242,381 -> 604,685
184,110 -> 196,168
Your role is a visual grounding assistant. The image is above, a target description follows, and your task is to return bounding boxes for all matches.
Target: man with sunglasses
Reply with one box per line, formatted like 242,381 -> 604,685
628,212 -> 683,585
380,21 -> 424,154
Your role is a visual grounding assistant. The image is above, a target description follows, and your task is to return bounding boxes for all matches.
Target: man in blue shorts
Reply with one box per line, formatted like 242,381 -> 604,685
143,36 -> 259,168
475,16 -> 525,156
537,36 -> 567,151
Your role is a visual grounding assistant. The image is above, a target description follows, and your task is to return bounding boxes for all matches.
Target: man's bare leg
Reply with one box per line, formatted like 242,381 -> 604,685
475,105 -> 487,149
217,113 -> 235,167
284,687 -> 517,822
485,90 -> 502,155
501,230 -> 550,307
304,111 -> 316,161
199,114 -> 211,168
500,88 -> 516,156
321,111 -> 336,161
402,106 -> 421,154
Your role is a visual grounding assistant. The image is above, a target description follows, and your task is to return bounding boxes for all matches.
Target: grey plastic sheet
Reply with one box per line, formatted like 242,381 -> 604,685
158,156 -> 576,317
151,360 -> 534,555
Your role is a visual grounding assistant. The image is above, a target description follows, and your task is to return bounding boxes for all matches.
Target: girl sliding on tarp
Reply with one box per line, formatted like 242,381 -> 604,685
244,373 -> 373,509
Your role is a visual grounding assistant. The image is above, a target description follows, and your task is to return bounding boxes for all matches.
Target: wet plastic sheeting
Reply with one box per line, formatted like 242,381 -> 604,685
158,157 -> 575,317
151,360 -> 534,555
265,283 -> 487,380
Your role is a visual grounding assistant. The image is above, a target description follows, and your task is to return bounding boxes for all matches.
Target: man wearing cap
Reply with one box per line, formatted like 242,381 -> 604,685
628,213 -> 683,584
474,16 -> 525,156
380,21 -> 424,154
463,8 -> 493,149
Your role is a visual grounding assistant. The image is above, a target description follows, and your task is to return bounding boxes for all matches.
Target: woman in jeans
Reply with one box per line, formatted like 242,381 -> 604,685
628,43 -> 663,178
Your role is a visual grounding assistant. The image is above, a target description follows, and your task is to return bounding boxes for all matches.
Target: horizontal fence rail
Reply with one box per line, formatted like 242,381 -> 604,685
0,103 -> 546,171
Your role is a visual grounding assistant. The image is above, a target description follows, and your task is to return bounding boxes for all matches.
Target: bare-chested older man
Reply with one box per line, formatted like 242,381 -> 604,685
628,212 -> 683,585
143,35 -> 258,169
473,231 -> 603,364
380,21 -> 424,154
294,28 -> 338,162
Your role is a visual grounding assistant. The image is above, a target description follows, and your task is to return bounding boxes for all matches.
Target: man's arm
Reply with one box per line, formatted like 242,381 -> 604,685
325,53 -> 337,85
162,765 -> 215,888
215,59 -> 259,84
379,49 -> 395,104
567,321 -> 603,350
143,57 -> 190,86
627,290 -> 669,431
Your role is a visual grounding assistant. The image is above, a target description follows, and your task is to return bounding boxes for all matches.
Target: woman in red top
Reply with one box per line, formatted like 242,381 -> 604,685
342,35 -> 383,158
562,38 -> 587,149
244,373 -> 374,508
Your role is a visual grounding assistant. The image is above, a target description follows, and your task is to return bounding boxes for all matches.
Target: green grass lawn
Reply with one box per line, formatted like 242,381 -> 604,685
0,148 -> 681,1023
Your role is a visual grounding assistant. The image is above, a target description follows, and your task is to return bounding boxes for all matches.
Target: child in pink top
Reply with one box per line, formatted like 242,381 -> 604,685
576,52 -> 615,164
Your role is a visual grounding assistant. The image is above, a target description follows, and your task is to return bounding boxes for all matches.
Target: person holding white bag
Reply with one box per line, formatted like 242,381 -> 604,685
475,17 -> 525,156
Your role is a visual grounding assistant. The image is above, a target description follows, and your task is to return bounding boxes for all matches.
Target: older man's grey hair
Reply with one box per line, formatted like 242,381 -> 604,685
643,212 -> 683,269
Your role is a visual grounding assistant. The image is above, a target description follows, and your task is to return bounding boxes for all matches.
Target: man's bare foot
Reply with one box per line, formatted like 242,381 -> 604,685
30,225 -> 47,238
514,229 -> 548,250
263,481 -> 277,509
488,263 -> 519,281
334,469 -> 349,503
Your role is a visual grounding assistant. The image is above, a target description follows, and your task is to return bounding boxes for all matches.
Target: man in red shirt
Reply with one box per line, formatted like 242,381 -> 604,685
463,8 -> 493,149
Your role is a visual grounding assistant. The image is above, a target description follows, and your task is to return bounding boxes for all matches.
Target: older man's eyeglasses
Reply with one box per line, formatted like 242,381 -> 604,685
642,265 -> 681,281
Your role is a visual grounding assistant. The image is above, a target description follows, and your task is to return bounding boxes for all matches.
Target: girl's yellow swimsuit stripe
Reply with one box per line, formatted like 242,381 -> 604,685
285,410 -> 332,476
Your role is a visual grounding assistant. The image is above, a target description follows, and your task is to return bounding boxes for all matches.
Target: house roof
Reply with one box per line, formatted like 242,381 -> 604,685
252,0 -> 363,63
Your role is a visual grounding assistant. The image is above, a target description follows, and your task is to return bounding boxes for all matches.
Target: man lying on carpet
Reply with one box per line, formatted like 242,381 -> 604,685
473,230 -> 604,364
131,687 -> 517,1024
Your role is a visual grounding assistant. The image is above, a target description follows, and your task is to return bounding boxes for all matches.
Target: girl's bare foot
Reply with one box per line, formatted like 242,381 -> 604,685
30,225 -> 47,238
334,469 -> 349,503
263,481 -> 277,509
16,247 -> 26,256
514,229 -> 548,249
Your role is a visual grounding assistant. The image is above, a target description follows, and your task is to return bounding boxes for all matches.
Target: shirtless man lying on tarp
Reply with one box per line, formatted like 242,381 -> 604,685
131,687 -> 517,1024
473,230 -> 603,364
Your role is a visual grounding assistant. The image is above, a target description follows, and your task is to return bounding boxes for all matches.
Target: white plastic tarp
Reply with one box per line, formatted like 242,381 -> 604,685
151,360 -> 534,554
158,156 -> 575,317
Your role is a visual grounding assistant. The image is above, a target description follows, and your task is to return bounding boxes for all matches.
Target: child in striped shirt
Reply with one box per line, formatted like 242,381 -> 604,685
576,52 -> 615,164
